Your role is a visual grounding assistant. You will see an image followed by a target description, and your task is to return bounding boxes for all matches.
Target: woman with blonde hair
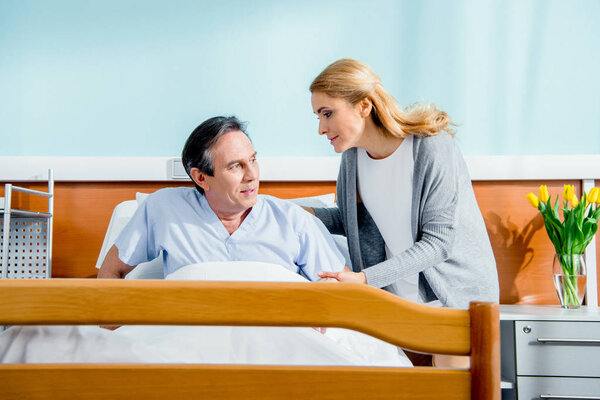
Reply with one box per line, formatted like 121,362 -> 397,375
309,58 -> 498,309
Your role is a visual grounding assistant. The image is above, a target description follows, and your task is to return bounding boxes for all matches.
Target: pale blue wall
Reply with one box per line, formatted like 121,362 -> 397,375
1,0 -> 599,157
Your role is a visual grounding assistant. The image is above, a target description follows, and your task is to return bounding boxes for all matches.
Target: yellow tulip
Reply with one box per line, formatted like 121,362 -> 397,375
563,184 -> 574,201
539,185 -> 549,203
571,196 -> 579,208
526,193 -> 539,208
588,187 -> 599,204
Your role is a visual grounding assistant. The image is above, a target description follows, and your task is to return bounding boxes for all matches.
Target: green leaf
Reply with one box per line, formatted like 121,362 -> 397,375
543,214 -> 561,236
553,196 -> 561,218
544,210 -> 563,239
545,231 -> 562,254
545,201 -> 562,223
586,206 -> 594,219
563,211 -> 577,253
582,221 -> 598,249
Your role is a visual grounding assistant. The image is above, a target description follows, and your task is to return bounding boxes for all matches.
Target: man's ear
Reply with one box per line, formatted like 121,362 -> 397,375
357,97 -> 372,118
190,168 -> 209,191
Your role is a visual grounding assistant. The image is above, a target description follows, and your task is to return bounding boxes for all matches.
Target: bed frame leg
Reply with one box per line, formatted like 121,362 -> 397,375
469,302 -> 500,400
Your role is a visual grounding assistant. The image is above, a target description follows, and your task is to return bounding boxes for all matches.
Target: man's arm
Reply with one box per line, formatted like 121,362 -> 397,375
294,206 -> 348,281
97,245 -> 136,279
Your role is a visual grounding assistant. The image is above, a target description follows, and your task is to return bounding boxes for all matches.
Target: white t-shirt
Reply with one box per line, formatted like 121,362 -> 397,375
357,135 -> 420,302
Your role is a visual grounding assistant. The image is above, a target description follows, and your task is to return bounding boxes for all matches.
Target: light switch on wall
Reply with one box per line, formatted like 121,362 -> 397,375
169,159 -> 188,180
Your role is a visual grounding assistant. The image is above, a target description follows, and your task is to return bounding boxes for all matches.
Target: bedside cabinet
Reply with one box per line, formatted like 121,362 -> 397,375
500,305 -> 600,400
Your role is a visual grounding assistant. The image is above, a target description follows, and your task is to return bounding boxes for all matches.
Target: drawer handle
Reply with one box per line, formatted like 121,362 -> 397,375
537,338 -> 600,344
540,396 -> 600,399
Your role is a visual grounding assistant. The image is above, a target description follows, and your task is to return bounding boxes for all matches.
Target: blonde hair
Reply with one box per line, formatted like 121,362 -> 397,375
310,58 -> 454,138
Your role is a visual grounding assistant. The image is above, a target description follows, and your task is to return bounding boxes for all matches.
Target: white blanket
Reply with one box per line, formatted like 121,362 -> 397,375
0,262 -> 412,367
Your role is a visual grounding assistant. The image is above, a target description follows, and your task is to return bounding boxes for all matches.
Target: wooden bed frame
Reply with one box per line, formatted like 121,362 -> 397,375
0,279 -> 500,400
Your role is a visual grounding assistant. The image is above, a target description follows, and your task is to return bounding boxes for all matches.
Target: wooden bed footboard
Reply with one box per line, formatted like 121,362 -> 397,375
0,279 -> 500,400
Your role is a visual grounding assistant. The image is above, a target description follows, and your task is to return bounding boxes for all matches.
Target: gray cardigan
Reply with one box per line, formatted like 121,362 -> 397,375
314,132 -> 499,308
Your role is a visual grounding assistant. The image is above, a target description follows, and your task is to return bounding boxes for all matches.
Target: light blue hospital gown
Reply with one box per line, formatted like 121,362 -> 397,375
114,187 -> 345,280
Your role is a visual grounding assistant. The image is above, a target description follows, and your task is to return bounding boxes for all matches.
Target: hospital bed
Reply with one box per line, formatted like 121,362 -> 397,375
0,279 -> 499,399
0,192 -> 500,399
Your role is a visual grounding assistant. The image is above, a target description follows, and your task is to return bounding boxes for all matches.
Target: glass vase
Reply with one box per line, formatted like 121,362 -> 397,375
552,254 -> 587,309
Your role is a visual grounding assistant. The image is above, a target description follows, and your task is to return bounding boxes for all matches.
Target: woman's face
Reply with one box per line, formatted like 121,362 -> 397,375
311,91 -> 367,153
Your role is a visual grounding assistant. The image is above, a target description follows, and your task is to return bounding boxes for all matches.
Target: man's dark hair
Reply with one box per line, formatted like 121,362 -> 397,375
182,116 -> 249,194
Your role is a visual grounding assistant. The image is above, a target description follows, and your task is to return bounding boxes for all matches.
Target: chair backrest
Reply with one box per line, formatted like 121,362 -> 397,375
0,279 -> 500,400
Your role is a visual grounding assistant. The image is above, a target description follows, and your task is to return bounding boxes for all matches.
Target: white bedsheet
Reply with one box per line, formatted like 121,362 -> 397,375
0,262 -> 412,367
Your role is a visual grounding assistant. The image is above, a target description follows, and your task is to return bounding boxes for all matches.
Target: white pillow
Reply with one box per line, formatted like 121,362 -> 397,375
136,192 -> 150,205
166,261 -> 307,282
95,200 -> 138,270
286,193 -> 335,208
124,257 -> 164,280
95,199 -> 164,279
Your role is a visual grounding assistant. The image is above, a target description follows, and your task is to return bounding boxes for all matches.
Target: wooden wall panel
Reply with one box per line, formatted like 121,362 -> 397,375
3,179 -> 597,306
1,181 -> 336,278
472,180 -> 581,305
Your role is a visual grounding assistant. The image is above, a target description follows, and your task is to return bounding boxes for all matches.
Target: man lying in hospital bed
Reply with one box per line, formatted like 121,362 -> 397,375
0,116 -> 412,367
98,115 -> 345,282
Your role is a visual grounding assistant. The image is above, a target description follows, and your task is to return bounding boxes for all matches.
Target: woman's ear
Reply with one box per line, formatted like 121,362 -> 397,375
357,98 -> 372,118
190,168 -> 209,191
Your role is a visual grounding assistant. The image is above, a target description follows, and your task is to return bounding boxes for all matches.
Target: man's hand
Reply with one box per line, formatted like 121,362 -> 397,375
317,277 -> 338,282
317,269 -> 367,284
313,268 -> 350,333
101,325 -> 121,331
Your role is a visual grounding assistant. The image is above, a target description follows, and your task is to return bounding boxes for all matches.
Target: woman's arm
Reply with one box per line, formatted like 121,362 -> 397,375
311,206 -> 346,236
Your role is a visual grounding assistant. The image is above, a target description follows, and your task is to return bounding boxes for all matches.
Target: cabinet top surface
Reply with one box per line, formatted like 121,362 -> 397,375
500,304 -> 600,321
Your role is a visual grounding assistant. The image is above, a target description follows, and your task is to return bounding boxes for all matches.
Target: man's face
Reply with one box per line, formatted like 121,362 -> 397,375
199,130 -> 259,216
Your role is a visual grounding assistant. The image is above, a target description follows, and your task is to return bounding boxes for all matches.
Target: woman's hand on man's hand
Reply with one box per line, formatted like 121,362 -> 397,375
317,268 -> 367,284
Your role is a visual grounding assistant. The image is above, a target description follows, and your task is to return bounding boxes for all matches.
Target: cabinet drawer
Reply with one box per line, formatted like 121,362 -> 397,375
515,321 -> 600,377
517,377 -> 600,399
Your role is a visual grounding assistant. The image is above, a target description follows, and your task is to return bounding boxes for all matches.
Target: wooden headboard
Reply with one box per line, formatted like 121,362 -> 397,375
2,179 -> 599,305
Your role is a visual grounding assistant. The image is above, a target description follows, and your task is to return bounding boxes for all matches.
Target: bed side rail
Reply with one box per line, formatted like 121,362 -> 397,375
0,279 -> 471,355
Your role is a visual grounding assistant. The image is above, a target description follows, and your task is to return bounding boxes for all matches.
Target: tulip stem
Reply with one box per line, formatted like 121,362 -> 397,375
559,255 -> 582,307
